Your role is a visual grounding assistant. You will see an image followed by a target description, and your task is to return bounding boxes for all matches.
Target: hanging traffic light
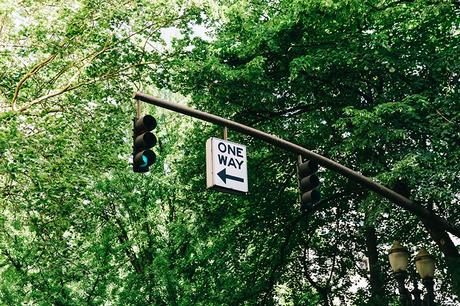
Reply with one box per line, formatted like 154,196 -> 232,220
298,159 -> 320,210
133,115 -> 157,173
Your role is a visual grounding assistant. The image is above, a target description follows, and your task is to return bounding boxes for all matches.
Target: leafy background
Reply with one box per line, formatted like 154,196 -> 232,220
0,0 -> 459,305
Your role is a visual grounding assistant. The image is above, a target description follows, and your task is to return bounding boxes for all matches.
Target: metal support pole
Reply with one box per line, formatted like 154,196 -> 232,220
133,92 -> 460,237
412,277 -> 422,306
223,126 -> 228,140
422,277 -> 435,306
395,271 -> 411,306
297,155 -> 303,208
136,100 -> 141,118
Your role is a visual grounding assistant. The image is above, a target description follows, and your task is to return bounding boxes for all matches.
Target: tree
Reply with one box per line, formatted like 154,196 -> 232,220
0,0 -> 201,303
1,0 -> 458,304
161,0 -> 460,304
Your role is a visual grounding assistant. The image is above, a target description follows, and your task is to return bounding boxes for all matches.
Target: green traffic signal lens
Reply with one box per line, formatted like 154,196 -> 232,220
134,150 -> 156,167
140,155 -> 149,167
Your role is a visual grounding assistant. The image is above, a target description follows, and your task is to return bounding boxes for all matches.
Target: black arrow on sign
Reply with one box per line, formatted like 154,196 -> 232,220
217,168 -> 244,184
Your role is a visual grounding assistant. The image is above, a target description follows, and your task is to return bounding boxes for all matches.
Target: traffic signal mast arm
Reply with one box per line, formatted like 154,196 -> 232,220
134,92 -> 460,238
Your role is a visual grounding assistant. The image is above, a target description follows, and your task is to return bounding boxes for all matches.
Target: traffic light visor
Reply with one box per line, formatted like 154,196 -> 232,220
298,160 -> 318,176
301,189 -> 321,204
134,132 -> 157,148
300,174 -> 319,191
135,115 -> 157,132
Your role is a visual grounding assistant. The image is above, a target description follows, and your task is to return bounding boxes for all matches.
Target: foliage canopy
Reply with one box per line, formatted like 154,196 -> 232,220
0,0 -> 459,305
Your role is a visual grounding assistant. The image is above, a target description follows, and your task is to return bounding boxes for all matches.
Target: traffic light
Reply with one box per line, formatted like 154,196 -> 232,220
133,115 -> 157,173
298,159 -> 320,210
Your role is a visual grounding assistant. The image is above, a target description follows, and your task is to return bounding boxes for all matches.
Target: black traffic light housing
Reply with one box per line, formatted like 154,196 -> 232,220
133,115 -> 157,173
298,159 -> 320,210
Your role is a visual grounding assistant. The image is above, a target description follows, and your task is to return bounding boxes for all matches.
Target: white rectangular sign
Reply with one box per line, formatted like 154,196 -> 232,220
206,137 -> 248,194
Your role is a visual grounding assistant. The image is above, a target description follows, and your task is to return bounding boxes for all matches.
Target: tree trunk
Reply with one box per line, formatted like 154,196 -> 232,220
365,226 -> 388,306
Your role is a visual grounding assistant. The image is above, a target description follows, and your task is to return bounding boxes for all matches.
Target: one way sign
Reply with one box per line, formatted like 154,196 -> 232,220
206,137 -> 248,194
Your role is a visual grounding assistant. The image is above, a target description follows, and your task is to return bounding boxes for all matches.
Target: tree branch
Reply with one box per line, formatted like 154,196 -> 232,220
11,53 -> 57,110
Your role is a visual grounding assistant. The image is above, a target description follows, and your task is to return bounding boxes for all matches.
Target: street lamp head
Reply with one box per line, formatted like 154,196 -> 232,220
388,241 -> 409,273
415,248 -> 435,279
